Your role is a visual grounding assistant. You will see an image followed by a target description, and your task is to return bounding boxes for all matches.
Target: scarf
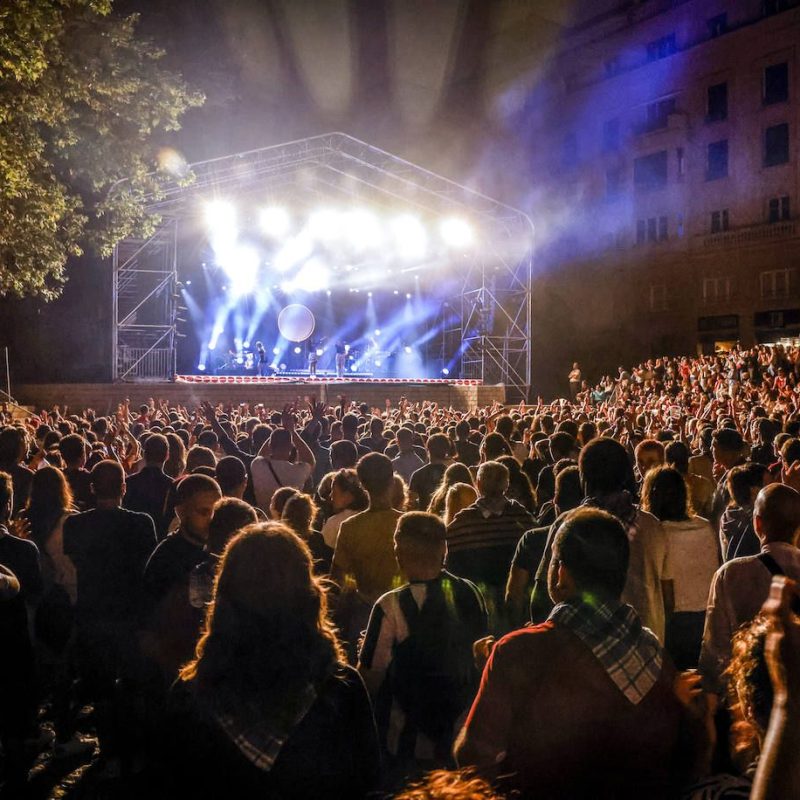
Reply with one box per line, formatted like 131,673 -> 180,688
548,599 -> 663,705
215,682 -> 318,772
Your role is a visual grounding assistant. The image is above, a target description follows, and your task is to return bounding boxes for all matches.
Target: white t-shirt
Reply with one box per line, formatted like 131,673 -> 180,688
320,508 -> 358,549
250,457 -> 313,511
663,516 -> 720,612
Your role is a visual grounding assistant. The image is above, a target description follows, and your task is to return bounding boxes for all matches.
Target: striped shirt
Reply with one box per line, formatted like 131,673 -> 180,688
446,498 -> 534,591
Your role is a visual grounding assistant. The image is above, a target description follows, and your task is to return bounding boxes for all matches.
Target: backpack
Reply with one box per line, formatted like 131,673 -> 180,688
388,576 -> 480,746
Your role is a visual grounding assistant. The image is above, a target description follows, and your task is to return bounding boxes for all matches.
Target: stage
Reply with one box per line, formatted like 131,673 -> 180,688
12,380 -> 505,415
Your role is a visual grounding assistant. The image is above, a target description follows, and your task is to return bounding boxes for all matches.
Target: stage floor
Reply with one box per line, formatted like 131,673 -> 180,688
13,381 -> 505,414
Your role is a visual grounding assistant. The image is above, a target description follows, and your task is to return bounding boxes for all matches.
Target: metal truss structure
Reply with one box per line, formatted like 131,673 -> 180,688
112,133 -> 533,396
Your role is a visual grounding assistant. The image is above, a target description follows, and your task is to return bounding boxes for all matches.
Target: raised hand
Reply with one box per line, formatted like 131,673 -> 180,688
200,401 -> 217,423
281,403 -> 297,432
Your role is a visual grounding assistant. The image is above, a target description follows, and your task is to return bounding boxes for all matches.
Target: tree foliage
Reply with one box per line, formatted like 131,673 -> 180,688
0,0 -> 203,298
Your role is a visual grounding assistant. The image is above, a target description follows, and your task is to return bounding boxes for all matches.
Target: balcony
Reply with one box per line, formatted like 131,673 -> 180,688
695,220 -> 797,249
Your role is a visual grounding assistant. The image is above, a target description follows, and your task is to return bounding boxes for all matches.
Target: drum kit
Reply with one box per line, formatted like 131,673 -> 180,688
216,348 -> 256,374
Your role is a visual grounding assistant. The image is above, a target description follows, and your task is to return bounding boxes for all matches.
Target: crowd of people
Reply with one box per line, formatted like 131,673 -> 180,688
1,343 -> 800,798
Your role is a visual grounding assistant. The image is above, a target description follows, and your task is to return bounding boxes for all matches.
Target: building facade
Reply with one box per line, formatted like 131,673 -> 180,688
526,0 -> 800,392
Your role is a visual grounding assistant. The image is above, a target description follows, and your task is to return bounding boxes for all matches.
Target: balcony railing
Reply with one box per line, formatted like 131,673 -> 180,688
696,220 -> 796,248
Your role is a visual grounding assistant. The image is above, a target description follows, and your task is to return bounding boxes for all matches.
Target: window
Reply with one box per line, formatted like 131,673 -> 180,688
677,147 -> 686,179
703,276 -> 731,304
711,209 -> 730,233
634,150 -> 668,191
707,140 -> 729,180
637,216 -> 668,243
764,62 -> 789,105
643,97 -> 676,132
561,133 -> 578,169
647,34 -> 677,62
761,268 -> 796,299
768,195 -> 791,222
606,167 -> 623,198
707,82 -> 728,122
603,118 -> 620,152
765,123 -> 789,167
708,13 -> 727,37
650,284 -> 667,311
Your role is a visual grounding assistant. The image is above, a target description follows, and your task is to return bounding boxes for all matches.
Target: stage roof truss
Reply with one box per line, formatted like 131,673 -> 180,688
112,133 -> 533,398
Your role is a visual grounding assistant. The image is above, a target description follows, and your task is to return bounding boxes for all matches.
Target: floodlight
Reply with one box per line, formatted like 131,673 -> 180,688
345,209 -> 382,250
440,217 -> 475,248
293,346 -> 302,354
260,206 -> 291,238
308,209 -> 341,241
391,214 -> 427,260
220,245 -> 259,296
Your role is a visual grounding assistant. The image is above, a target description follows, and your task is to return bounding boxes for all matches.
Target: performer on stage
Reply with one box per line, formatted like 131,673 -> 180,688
255,341 -> 268,377
308,343 -> 318,377
335,341 -> 346,378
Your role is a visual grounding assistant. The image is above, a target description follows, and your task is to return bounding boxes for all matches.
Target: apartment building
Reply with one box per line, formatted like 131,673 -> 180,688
526,0 -> 800,388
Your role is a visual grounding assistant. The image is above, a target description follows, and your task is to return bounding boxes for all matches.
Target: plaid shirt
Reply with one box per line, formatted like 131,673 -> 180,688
215,683 -> 318,772
548,599 -> 663,705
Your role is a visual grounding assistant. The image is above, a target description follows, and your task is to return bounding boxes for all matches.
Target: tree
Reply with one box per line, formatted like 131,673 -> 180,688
0,0 -> 203,299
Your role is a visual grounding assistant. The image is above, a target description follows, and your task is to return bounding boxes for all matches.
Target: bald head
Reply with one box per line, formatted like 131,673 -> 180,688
754,483 -> 800,545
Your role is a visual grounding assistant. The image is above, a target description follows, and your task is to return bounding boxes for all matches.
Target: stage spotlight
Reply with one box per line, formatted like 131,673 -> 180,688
273,347 -> 280,355
441,368 -> 450,376
243,341 -> 250,348
260,206 -> 291,238
315,348 -> 324,357
197,363 -> 206,371
309,209 -> 341,242
393,290 -> 399,295
345,209 -> 382,250
220,245 -> 259,296
367,292 -> 373,298
374,329 -> 381,336
404,346 -> 412,354
440,217 -> 475,248
204,201 -> 237,252
185,280 -> 192,287
406,293 -> 412,299
374,360 -> 382,367
350,364 -> 358,372
326,290 -> 332,296
279,363 -> 287,371
293,346 -> 302,354
391,214 -> 427,259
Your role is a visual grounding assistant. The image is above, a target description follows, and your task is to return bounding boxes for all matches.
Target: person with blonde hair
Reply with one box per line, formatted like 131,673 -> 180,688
427,463 -> 473,518
282,492 -> 332,574
444,483 -> 478,526
165,523 -> 379,798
